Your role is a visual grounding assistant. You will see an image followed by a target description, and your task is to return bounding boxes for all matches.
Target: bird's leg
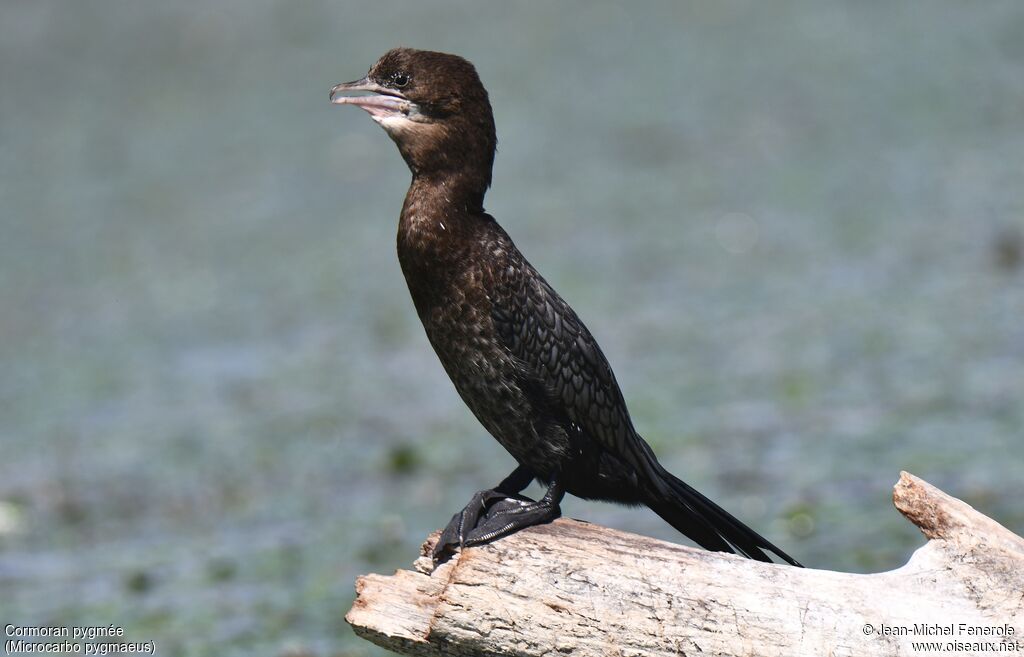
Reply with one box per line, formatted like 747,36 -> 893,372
433,466 -> 563,562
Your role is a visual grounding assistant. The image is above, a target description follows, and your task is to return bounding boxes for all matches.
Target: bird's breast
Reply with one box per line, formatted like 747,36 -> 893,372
395,208 -> 570,469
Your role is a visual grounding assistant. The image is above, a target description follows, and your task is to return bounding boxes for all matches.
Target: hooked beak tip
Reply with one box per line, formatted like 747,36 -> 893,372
329,79 -> 357,103
329,83 -> 348,102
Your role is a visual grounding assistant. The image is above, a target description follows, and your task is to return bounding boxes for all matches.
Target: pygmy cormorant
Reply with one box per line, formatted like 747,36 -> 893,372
330,48 -> 801,567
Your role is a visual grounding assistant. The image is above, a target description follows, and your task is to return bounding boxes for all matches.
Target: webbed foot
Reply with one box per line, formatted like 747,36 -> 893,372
431,483 -> 562,563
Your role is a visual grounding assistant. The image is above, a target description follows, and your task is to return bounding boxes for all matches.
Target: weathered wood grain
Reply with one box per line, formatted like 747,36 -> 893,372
347,472 -> 1024,656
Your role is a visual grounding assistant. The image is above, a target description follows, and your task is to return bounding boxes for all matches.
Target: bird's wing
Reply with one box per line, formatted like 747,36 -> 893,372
489,246 -> 801,565
491,251 -> 661,486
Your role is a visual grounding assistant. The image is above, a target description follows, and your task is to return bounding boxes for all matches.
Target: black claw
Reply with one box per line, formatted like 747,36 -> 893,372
463,497 -> 560,545
431,487 -> 561,563
432,488 -> 521,561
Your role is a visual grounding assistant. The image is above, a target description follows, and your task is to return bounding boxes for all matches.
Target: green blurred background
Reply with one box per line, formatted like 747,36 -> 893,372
2,1 -> 1023,655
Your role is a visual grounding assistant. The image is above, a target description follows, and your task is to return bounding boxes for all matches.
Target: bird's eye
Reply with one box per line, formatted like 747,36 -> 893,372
392,72 -> 410,88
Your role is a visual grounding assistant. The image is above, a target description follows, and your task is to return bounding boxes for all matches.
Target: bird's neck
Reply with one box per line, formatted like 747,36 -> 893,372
391,117 -> 495,214
399,169 -> 493,237
410,168 -> 489,210
398,172 -> 485,265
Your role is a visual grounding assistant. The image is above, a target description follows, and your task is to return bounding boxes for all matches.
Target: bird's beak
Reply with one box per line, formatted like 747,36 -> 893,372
330,77 -> 415,121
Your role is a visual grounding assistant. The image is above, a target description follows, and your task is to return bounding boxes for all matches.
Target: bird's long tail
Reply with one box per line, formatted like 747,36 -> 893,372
641,458 -> 803,567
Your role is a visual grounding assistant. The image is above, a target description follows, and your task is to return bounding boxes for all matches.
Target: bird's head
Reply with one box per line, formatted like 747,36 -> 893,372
331,48 -> 497,190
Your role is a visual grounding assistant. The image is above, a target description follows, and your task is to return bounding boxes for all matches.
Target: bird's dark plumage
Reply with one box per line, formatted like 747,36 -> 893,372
331,48 -> 801,567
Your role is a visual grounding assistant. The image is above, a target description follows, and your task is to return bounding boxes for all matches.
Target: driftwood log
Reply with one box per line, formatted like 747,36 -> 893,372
346,472 -> 1023,656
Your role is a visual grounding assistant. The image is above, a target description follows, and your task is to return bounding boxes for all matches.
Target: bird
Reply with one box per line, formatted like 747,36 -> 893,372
330,47 -> 801,567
